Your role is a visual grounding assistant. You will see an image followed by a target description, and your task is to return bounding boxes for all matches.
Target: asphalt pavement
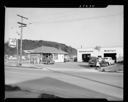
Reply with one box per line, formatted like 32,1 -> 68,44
5,62 -> 123,100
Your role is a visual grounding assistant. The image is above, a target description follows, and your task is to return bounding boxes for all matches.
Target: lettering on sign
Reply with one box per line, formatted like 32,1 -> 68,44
79,51 -> 93,53
104,50 -> 116,52
9,38 -> 17,48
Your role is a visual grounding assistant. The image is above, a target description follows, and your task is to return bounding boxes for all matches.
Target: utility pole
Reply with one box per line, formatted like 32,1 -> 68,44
81,45 -> 82,48
16,32 -> 20,66
17,14 -> 28,66
16,38 -> 19,65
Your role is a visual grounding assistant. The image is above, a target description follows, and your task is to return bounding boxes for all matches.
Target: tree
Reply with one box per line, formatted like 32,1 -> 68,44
94,46 -> 101,51
94,46 -> 101,57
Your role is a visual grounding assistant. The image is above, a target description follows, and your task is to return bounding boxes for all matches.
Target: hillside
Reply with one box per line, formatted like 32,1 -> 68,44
4,39 -> 77,57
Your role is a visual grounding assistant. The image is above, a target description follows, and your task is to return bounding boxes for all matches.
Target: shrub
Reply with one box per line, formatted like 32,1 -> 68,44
38,93 -> 61,98
5,85 -> 21,91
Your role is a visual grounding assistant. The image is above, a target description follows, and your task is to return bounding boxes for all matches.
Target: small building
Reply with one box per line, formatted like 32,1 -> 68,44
24,46 -> 68,64
77,47 -> 123,62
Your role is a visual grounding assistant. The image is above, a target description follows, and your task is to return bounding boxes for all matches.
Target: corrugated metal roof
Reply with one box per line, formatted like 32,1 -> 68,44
25,46 -> 68,54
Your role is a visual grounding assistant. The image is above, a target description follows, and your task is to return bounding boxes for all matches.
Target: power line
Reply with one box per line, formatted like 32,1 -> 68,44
32,12 -> 123,24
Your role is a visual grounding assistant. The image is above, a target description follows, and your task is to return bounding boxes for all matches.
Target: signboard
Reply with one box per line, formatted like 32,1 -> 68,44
79,51 -> 93,53
9,38 -> 17,48
104,49 -> 116,52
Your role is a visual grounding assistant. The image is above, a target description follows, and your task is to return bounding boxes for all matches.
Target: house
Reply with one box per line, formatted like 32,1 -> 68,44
24,46 -> 68,64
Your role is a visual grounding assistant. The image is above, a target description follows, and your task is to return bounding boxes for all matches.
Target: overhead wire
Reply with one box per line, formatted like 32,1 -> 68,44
32,12 -> 123,25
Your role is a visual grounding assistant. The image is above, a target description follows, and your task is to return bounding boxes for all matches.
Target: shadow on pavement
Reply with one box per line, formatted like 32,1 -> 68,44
11,77 -> 122,100
5,84 -> 61,98
78,64 -> 94,69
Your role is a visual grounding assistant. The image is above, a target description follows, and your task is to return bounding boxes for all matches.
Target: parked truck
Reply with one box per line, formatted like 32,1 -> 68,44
103,57 -> 115,65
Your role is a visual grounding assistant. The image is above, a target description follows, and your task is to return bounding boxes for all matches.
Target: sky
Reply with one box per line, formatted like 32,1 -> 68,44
5,6 -> 123,49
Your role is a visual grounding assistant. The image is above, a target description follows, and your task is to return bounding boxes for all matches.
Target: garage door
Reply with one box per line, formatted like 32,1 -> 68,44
104,53 -> 116,62
82,54 -> 91,62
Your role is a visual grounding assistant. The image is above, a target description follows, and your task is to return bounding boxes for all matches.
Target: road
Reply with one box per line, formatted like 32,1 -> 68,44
5,62 -> 123,100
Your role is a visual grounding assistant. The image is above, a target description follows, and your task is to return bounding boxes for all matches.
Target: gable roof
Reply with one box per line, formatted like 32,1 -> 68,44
24,46 -> 68,54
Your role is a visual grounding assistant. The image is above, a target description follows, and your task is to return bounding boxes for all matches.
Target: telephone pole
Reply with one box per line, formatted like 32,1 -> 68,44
17,14 -> 28,66
16,38 -> 19,65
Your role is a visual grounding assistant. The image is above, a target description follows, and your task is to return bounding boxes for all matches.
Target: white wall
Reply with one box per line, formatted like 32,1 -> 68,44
101,47 -> 123,61
77,49 -> 82,62
53,54 -> 65,62
115,47 -> 123,62
77,48 -> 97,62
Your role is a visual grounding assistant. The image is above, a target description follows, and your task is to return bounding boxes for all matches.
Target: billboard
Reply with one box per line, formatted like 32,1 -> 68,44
8,38 -> 17,48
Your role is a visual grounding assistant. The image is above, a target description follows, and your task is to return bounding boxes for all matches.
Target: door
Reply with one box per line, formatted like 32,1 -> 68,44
82,54 -> 91,62
104,53 -> 116,62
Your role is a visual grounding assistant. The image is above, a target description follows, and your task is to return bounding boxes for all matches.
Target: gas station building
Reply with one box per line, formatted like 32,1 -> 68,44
77,47 -> 123,62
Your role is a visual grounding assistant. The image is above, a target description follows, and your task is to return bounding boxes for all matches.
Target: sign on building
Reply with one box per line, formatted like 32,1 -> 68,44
79,51 -> 93,53
104,49 -> 116,52
8,38 -> 17,48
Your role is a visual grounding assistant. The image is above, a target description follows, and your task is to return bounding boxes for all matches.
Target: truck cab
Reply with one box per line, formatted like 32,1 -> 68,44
103,57 -> 115,65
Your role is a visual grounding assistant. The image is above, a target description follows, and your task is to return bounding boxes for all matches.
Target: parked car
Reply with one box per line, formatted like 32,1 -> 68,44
43,57 -> 55,64
64,58 -> 70,62
74,57 -> 77,62
100,59 -> 109,67
89,57 -> 109,67
8,56 -> 17,60
88,57 -> 97,67
103,57 -> 115,65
